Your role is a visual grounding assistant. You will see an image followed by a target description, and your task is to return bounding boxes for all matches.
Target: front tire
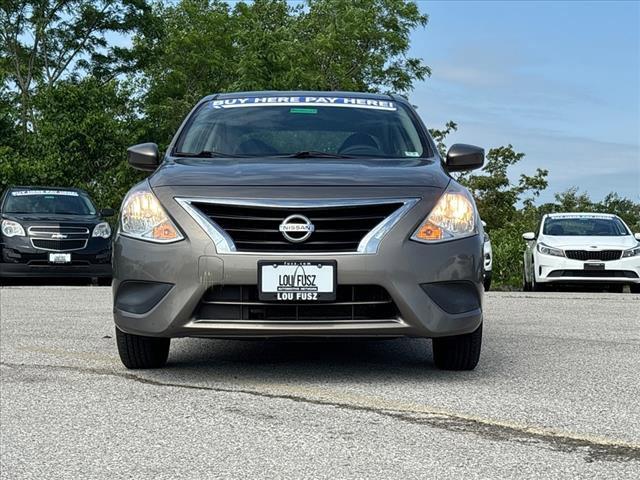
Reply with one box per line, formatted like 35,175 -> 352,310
522,269 -> 532,291
531,265 -> 546,292
116,328 -> 170,369
483,272 -> 492,291
631,284 -> 640,294
532,281 -> 546,292
432,323 -> 482,371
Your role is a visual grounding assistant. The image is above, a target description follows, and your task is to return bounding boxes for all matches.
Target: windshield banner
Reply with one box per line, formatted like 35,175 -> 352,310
11,190 -> 79,197
210,96 -> 397,111
551,214 -> 613,220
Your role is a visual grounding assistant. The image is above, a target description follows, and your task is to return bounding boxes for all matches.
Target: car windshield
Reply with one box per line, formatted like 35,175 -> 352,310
543,216 -> 629,236
4,190 -> 96,215
174,95 -> 429,159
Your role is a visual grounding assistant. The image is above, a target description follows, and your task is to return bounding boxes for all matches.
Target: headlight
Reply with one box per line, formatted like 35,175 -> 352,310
622,245 -> 640,258
120,183 -> 183,243
537,243 -> 564,257
411,182 -> 477,243
1,220 -> 26,237
92,222 -> 112,239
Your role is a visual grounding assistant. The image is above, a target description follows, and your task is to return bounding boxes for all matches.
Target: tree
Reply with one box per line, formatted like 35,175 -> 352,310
597,193 -> 640,231
0,77 -> 142,208
132,0 -> 430,144
428,120 -> 457,158
549,187 -> 593,213
0,0 -> 152,129
298,0 -> 430,92
456,145 -> 548,230
541,188 -> 640,232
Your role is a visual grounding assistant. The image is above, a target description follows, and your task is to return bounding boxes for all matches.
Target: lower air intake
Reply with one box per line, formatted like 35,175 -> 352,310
196,285 -> 399,322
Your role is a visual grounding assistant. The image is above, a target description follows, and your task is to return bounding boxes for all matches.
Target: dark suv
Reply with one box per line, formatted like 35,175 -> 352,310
0,187 -> 113,284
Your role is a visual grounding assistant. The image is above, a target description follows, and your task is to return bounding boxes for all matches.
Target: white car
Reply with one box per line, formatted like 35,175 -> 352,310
523,212 -> 640,292
483,231 -> 492,290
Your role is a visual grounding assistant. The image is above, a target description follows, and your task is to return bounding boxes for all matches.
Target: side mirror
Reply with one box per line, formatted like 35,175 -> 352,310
635,233 -> 640,241
522,232 -> 536,241
127,143 -> 159,171
100,208 -> 115,217
481,220 -> 487,228
445,144 -> 484,172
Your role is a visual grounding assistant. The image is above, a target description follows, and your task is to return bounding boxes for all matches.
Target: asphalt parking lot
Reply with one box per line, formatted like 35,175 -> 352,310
1,287 -> 639,479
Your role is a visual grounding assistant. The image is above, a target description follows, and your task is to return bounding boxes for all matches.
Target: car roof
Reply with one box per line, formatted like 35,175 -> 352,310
201,90 -> 402,102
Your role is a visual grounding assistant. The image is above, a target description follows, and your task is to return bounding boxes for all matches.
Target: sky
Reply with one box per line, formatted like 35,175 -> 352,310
409,0 -> 640,203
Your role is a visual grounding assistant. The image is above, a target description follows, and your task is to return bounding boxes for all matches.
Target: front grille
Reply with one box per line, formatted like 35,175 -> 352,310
28,225 -> 90,251
565,250 -> 622,261
196,285 -> 399,322
191,202 -> 404,252
548,270 -> 638,278
31,239 -> 87,251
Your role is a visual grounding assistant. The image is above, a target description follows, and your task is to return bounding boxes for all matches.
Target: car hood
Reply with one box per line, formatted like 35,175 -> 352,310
149,157 -> 450,188
540,235 -> 638,249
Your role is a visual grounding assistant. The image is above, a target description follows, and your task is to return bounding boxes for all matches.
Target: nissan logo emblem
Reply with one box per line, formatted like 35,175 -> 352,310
279,214 -> 315,243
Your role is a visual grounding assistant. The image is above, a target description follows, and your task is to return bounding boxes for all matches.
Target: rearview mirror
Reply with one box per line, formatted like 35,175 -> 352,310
635,233 -> 640,241
100,208 -> 115,217
522,232 -> 536,241
445,144 -> 484,172
127,143 -> 159,171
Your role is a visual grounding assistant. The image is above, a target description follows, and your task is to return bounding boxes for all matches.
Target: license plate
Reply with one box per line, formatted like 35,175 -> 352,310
584,262 -> 604,270
258,260 -> 337,301
49,253 -> 71,263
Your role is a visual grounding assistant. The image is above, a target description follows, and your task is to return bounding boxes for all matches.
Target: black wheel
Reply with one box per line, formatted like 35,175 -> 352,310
483,272 -> 492,291
532,281 -> 546,292
531,265 -> 546,291
116,328 -> 170,369
522,269 -> 531,292
631,284 -> 640,294
97,277 -> 112,286
432,323 -> 482,371
609,284 -> 624,293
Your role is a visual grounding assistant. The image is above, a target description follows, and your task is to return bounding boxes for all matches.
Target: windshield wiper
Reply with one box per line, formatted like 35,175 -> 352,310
173,150 -> 243,158
278,151 -> 353,159
174,150 -> 353,159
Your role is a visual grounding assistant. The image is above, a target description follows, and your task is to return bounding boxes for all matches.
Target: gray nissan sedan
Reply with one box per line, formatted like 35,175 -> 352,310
113,91 -> 485,370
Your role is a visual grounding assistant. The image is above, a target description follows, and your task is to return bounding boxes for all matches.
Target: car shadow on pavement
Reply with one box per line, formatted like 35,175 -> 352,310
152,337 -> 506,383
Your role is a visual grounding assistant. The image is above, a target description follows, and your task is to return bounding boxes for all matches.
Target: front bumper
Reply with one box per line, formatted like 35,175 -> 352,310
535,253 -> 640,284
113,187 -> 484,339
0,262 -> 112,278
1,239 -> 112,278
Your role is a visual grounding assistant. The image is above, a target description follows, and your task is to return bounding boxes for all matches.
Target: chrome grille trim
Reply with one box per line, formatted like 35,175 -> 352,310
27,226 -> 90,235
201,299 -> 393,306
175,197 -> 419,255
27,225 -> 90,251
185,319 -> 407,331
